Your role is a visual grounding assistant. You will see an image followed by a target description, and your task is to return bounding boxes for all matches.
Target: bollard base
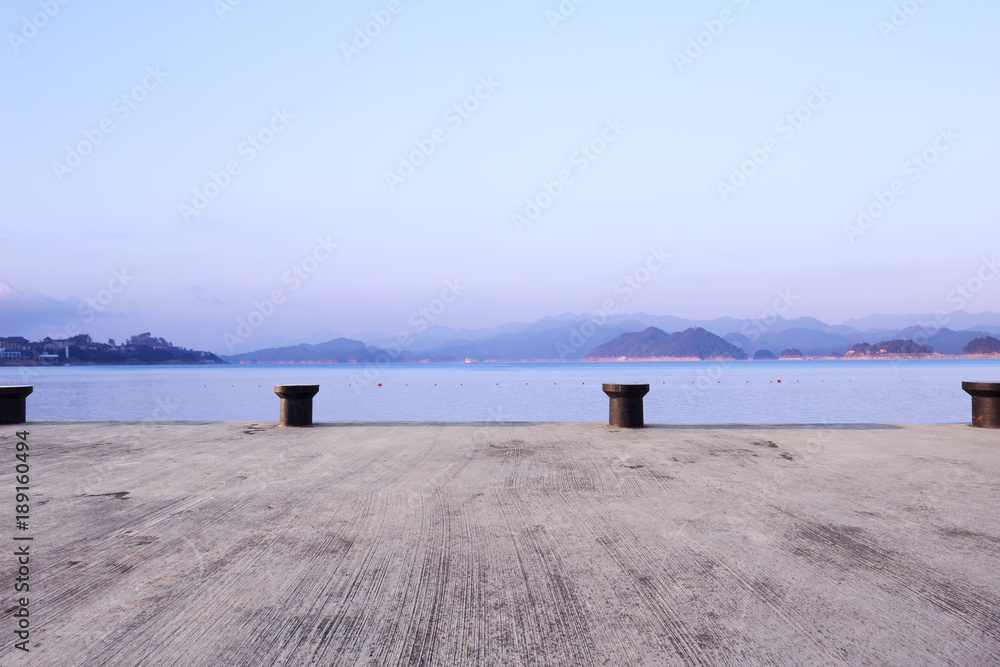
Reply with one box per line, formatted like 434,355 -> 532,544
602,383 -> 649,428
274,385 -> 320,427
962,382 -> 1000,429
0,386 -> 33,425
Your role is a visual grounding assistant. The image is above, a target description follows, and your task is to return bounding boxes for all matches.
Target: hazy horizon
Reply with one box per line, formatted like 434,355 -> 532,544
2,1 -> 998,354
7,305 -> 1000,358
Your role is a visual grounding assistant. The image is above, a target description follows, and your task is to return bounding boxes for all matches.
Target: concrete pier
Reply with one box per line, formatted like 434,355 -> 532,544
274,384 -> 319,426
5,421 -> 1000,665
963,381 -> 1000,428
0,385 -> 32,424
602,383 -> 649,428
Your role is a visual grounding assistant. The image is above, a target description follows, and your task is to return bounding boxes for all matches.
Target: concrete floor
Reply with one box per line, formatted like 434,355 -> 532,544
4,421 -> 999,666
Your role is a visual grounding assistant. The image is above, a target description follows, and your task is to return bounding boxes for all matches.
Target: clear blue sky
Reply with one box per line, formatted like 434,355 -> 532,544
1,0 -> 997,352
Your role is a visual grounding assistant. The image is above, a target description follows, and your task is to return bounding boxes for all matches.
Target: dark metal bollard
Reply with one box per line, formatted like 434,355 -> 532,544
274,385 -> 320,427
962,382 -> 1000,428
602,383 -> 649,428
0,386 -> 33,425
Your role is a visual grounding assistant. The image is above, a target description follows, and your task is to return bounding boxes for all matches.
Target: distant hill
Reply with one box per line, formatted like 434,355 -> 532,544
586,327 -> 748,360
728,325 -> 992,357
896,327 -> 989,355
726,328 -> 862,357
416,320 -> 648,361
758,328 -> 855,356
846,339 -> 933,357
779,348 -> 803,359
753,349 -> 775,360
844,312 -> 1000,331
222,337 -> 419,364
964,336 -> 1000,356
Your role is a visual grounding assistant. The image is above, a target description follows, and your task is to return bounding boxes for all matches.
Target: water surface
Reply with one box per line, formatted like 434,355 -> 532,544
4,359 -> 998,423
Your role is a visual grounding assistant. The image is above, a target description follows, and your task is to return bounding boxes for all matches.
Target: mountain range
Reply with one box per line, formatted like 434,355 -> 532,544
219,311 -> 1000,363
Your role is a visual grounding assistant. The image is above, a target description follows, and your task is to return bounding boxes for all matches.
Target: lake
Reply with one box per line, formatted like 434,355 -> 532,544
3,359 -> 998,424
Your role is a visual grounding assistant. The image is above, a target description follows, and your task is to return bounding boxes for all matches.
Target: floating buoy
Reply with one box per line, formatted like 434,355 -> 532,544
378,383 -> 382,387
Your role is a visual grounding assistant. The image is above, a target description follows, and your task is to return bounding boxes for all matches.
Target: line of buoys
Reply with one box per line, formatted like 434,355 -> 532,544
326,376 -> 929,390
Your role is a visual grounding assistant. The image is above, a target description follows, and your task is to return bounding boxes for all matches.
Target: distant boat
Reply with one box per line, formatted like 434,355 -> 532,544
465,357 -> 472,363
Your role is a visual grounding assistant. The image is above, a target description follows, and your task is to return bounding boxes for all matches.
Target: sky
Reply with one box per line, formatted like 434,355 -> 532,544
1,0 -> 998,353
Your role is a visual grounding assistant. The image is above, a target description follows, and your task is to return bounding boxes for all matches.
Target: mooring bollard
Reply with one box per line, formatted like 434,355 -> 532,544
0,386 -> 33,425
602,383 -> 649,428
274,385 -> 320,427
962,382 -> 1000,428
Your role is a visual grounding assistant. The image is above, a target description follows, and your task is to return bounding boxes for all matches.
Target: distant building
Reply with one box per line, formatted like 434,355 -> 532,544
0,348 -> 22,360
0,337 -> 29,353
42,339 -> 69,353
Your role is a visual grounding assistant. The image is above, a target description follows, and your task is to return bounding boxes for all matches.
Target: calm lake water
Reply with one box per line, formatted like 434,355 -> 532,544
4,359 -> 999,424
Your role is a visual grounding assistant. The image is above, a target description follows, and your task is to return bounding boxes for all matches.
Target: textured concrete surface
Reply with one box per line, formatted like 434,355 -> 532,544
3,421 -> 999,665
